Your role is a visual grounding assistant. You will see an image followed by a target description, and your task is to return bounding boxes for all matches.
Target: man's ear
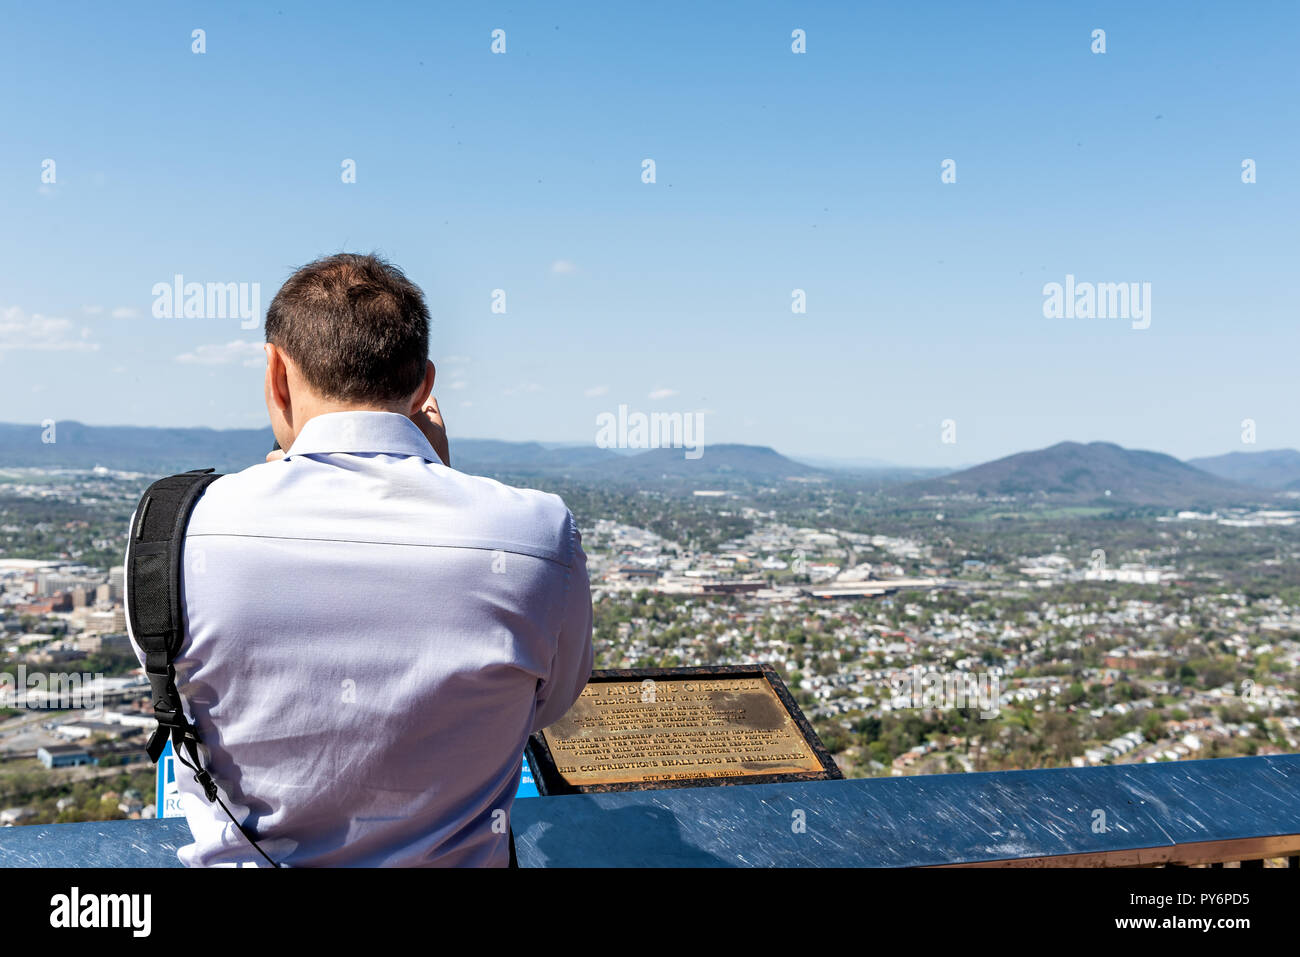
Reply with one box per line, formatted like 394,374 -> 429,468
266,343 -> 292,417
407,360 -> 436,416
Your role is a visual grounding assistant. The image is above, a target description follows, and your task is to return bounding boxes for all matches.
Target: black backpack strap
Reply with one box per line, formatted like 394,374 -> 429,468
127,469 -> 221,761
126,468 -> 281,868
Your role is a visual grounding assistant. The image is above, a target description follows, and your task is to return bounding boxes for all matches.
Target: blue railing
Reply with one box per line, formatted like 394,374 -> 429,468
3,754 -> 1299,867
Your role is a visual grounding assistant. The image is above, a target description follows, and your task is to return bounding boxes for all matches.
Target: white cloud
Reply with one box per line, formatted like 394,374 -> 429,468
176,340 -> 265,368
504,382 -> 543,397
550,260 -> 578,275
447,380 -> 468,390
81,305 -> 104,316
111,306 -> 139,319
584,385 -> 609,398
648,388 -> 678,400
442,354 -> 471,365
0,306 -> 98,352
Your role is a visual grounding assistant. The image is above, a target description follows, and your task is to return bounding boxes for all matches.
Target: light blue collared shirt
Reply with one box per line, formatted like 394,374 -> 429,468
125,411 -> 593,866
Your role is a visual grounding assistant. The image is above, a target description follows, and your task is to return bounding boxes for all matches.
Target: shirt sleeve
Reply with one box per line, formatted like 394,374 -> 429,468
532,510 -> 594,731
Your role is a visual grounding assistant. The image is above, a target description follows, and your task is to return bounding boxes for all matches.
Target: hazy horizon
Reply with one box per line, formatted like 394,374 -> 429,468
1,416 -> 1293,473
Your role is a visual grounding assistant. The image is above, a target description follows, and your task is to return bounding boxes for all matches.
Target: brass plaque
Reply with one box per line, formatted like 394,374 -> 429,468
539,674 -> 826,788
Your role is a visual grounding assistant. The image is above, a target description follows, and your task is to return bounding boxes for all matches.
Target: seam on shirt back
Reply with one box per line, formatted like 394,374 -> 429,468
185,531 -> 573,568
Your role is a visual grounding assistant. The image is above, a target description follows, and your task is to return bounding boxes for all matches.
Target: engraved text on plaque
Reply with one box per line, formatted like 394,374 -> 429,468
539,675 -> 826,787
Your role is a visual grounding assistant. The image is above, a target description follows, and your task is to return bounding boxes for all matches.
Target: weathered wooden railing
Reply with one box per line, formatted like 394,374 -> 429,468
2,754 -> 1297,867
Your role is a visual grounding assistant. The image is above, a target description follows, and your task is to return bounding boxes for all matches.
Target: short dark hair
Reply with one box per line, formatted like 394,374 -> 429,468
265,253 -> 429,404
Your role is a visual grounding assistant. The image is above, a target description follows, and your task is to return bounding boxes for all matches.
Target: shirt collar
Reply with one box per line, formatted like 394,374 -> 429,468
284,411 -> 439,462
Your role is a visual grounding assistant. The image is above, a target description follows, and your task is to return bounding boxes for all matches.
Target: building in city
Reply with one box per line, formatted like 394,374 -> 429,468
37,745 -> 97,770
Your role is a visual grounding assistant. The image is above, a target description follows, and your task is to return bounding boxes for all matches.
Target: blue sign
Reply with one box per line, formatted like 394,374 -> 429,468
155,738 -> 184,818
515,752 -> 538,799
159,744 -> 540,817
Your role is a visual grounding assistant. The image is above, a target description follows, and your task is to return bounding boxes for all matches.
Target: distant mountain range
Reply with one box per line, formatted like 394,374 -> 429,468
0,422 -> 826,482
0,421 -> 276,475
1187,449 -> 1300,491
899,441 -> 1268,507
0,423 -> 1291,506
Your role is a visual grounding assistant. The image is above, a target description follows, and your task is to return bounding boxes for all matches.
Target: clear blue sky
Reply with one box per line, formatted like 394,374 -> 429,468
1,1 -> 1296,467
